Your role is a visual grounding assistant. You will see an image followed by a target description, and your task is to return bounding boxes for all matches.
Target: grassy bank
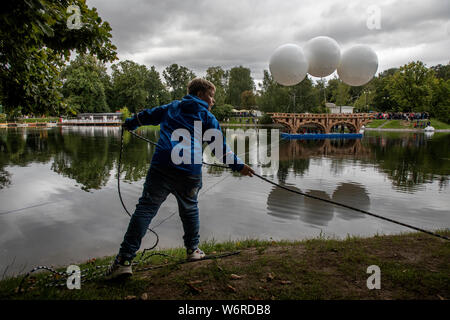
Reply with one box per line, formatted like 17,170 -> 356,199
1,231 -> 449,300
366,119 -> 450,130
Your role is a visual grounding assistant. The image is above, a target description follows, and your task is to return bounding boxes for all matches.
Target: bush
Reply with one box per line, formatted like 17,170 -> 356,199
211,104 -> 233,121
0,114 -> 6,121
431,105 -> 449,124
120,107 -> 131,121
258,113 -> 274,124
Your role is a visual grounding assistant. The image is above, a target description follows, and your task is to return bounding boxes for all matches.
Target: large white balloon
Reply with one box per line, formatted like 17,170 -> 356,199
337,45 -> 378,86
269,44 -> 308,86
304,36 -> 341,77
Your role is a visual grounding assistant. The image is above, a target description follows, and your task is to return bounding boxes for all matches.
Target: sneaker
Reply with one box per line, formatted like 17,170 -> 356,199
187,248 -> 206,261
106,257 -> 133,279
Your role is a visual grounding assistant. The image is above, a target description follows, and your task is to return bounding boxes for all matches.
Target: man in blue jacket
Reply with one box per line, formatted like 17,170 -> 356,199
108,78 -> 254,278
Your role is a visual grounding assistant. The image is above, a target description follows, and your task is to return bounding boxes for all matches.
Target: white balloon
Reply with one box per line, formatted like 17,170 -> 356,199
337,45 -> 378,86
304,36 -> 341,77
269,44 -> 308,86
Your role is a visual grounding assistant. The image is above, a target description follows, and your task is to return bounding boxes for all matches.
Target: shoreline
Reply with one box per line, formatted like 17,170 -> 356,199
363,128 -> 450,133
1,122 -> 449,133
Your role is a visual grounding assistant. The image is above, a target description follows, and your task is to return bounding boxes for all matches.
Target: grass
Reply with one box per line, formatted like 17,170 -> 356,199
223,117 -> 258,124
17,117 -> 60,123
429,119 -> 450,130
1,230 -> 448,300
366,118 -> 450,130
366,119 -> 389,128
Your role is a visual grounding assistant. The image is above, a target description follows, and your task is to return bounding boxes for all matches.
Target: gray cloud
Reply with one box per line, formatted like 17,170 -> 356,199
87,0 -> 450,82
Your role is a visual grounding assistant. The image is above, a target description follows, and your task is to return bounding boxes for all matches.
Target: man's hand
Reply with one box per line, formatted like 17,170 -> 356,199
240,164 -> 255,177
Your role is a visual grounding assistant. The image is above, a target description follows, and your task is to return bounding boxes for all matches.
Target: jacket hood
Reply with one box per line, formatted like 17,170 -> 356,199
180,94 -> 209,113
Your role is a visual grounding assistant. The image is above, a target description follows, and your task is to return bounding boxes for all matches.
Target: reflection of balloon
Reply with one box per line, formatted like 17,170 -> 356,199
304,36 -> 341,77
266,185 -> 303,220
332,183 -> 370,220
337,45 -> 378,86
269,44 -> 308,86
301,190 -> 334,227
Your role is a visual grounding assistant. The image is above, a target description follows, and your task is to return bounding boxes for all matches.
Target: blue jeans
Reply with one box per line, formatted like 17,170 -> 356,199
118,166 -> 202,261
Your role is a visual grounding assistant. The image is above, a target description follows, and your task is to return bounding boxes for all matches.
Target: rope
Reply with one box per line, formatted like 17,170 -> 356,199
118,127 -> 159,250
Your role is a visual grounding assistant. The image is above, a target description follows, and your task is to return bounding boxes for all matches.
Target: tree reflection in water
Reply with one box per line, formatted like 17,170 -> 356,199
0,128 -> 448,192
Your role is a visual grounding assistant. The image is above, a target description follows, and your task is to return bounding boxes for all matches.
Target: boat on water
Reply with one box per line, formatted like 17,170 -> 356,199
281,132 -> 363,139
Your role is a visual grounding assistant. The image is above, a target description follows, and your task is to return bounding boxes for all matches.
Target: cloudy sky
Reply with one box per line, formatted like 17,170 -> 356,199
86,0 -> 449,83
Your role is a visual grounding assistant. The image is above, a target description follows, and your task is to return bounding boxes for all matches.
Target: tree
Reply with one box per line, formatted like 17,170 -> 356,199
431,64 -> 450,80
328,78 -> 350,106
430,77 -> 450,123
387,61 -> 434,112
257,70 -> 289,112
146,66 -> 171,108
226,66 -> 254,107
287,76 -> 319,113
205,66 -> 226,105
211,104 -> 233,121
371,68 -> 398,112
241,90 -> 256,109
0,0 -> 117,116
60,54 -> 109,114
163,64 -> 196,100
110,60 -> 150,113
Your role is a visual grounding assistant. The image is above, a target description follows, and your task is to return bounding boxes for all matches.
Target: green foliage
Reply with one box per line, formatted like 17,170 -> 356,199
431,64 -> 450,80
206,66 -> 227,105
109,61 -> 169,113
387,61 -> 435,113
120,107 -> 131,121
0,0 -> 117,116
110,60 -> 149,113
327,78 -> 350,106
210,104 -> 233,121
163,64 -> 196,100
258,113 -> 274,124
240,90 -> 256,109
258,71 -> 319,113
226,66 -> 254,107
430,78 -> 450,123
61,54 -> 109,114
146,66 -> 171,107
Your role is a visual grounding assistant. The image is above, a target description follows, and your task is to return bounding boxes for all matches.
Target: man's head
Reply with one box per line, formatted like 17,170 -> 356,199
187,78 -> 216,110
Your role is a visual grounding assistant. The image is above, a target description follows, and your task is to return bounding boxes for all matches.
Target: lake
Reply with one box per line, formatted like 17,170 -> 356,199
0,126 -> 449,278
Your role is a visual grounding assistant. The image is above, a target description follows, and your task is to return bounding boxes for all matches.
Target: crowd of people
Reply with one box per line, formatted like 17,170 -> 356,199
374,112 -> 429,121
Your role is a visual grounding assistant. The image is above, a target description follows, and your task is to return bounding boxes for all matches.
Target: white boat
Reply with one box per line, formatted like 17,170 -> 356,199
424,126 -> 435,132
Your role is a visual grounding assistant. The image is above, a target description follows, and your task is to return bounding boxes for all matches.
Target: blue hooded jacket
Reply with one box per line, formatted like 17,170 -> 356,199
125,94 -> 244,175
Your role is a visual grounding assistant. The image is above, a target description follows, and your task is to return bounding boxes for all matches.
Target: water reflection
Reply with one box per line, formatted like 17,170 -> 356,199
266,185 -> 303,220
0,128 -> 448,193
278,133 -> 449,192
0,127 -> 159,191
301,190 -> 334,227
266,183 -> 369,227
332,183 -> 371,221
